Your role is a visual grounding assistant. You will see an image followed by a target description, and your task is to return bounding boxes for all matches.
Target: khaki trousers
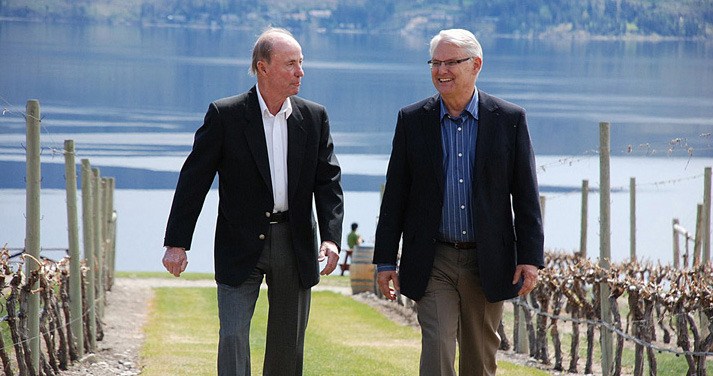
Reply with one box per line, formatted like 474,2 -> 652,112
416,244 -> 504,376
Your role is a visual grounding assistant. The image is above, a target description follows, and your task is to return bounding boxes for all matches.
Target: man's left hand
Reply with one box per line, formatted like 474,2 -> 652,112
513,264 -> 539,296
319,241 -> 339,275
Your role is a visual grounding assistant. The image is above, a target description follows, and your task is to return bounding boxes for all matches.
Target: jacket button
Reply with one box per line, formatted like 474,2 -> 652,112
265,212 -> 271,218
259,234 -> 265,240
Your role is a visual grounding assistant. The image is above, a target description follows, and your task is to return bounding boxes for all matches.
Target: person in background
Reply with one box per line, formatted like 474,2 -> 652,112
341,222 -> 364,275
373,29 -> 544,376
162,27 -> 344,376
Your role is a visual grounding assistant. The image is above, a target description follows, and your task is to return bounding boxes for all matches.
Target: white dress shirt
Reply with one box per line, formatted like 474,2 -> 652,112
256,84 -> 291,213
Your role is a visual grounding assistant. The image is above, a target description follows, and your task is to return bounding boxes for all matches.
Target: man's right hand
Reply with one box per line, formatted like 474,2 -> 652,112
163,246 -> 188,277
377,270 -> 400,301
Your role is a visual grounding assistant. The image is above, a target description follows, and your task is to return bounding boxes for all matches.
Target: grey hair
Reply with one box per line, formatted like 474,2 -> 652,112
429,29 -> 483,61
249,27 -> 296,76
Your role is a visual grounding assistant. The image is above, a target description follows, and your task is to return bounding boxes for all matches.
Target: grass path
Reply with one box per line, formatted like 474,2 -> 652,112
139,284 -> 546,375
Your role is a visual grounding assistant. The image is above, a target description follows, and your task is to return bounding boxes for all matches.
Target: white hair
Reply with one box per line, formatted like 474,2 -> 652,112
429,29 -> 483,61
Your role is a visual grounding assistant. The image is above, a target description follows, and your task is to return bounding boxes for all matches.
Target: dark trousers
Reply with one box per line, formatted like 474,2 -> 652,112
217,222 -> 311,376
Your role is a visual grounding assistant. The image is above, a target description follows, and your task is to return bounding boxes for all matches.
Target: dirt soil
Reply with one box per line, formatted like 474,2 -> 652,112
58,278 -> 564,375
58,278 -> 152,376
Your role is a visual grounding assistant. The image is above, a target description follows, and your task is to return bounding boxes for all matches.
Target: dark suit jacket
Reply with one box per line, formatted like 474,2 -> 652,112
373,90 -> 544,302
164,86 -> 344,289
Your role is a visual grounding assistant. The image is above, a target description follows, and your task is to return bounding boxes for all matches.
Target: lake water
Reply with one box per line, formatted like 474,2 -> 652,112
1,22 -> 712,272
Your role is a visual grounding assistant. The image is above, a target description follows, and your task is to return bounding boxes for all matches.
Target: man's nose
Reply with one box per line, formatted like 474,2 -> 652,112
295,63 -> 304,77
437,62 -> 449,74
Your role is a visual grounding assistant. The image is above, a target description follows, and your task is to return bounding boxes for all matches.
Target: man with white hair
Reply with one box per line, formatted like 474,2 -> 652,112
374,29 -> 544,376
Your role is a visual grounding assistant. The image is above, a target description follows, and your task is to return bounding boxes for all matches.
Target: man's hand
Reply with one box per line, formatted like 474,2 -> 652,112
319,241 -> 339,275
513,264 -> 538,296
377,270 -> 400,301
163,246 -> 188,277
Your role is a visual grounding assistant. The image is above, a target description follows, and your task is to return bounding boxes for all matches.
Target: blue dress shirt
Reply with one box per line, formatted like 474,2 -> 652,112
438,89 -> 478,242
377,88 -> 479,273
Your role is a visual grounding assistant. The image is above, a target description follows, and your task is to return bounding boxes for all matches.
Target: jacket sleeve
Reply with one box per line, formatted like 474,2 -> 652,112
511,110 -> 545,268
163,103 -> 223,250
313,108 -> 344,251
373,110 -> 410,265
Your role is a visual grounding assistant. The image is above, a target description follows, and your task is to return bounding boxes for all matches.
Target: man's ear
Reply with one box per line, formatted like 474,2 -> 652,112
473,57 -> 483,73
256,60 -> 268,76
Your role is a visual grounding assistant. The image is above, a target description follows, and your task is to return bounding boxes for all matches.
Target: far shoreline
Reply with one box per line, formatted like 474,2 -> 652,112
0,16 -> 709,43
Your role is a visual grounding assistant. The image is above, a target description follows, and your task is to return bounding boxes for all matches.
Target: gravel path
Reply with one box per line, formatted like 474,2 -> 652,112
59,278 -> 152,375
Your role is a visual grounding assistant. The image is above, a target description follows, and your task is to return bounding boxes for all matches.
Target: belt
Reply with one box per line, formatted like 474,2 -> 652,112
269,211 -> 289,224
436,240 -> 477,250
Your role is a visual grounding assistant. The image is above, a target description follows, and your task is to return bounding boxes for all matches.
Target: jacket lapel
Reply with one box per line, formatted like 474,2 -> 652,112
423,95 -> 444,196
287,97 -> 306,202
244,86 -> 274,197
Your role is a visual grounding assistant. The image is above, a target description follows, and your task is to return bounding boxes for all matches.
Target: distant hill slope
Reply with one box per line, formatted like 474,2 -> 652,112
1,0 -> 710,39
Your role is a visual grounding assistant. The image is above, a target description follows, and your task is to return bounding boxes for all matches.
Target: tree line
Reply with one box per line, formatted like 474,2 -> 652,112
1,0 -> 711,38
458,0 -> 713,38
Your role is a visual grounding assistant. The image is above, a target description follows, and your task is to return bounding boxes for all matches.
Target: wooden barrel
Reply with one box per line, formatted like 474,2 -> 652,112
349,244 -> 377,294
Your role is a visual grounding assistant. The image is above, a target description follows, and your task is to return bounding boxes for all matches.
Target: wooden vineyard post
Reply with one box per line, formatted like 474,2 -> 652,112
599,122 -> 613,376
64,140 -> 84,357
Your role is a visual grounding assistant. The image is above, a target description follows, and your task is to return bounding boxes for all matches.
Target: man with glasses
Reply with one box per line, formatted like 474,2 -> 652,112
374,29 -> 544,376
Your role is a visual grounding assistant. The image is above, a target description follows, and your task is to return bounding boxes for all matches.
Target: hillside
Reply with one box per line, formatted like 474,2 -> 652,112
1,0 -> 711,39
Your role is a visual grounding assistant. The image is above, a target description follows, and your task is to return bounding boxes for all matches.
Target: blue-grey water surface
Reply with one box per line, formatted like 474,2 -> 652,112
1,22 -> 712,271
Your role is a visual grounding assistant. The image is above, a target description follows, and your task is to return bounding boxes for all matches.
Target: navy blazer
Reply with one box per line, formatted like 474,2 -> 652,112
164,86 -> 344,289
373,90 -> 544,302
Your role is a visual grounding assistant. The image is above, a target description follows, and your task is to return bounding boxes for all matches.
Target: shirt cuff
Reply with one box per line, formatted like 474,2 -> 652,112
377,264 -> 397,273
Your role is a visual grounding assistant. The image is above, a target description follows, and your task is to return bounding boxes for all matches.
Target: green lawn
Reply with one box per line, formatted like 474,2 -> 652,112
140,285 -> 546,375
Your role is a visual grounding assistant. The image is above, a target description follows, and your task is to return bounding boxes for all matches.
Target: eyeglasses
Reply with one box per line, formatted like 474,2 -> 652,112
427,57 -> 472,69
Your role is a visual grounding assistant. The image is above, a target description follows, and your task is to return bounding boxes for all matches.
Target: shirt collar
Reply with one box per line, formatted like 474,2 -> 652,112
439,87 -> 479,122
256,84 -> 293,119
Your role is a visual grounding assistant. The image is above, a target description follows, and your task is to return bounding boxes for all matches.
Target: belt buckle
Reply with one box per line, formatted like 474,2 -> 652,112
269,211 -> 287,224
458,242 -> 476,250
